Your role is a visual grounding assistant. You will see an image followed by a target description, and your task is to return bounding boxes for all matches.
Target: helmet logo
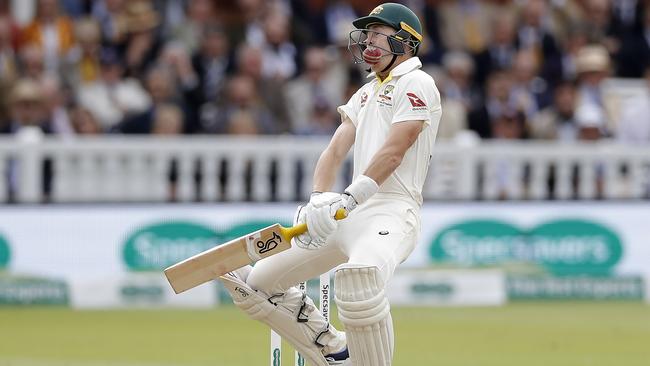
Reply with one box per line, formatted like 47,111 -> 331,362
370,5 -> 383,15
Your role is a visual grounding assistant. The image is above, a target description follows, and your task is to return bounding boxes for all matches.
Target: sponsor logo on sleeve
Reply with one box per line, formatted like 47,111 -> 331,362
406,92 -> 427,109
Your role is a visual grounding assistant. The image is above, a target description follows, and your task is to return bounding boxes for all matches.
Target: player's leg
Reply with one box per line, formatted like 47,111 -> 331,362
334,198 -> 419,366
220,240 -> 348,366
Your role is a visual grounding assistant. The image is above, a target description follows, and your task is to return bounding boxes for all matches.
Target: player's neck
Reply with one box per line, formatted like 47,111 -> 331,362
375,55 -> 410,81
376,71 -> 390,81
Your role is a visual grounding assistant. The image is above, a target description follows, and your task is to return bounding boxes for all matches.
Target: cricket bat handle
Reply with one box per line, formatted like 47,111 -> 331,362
282,208 -> 347,239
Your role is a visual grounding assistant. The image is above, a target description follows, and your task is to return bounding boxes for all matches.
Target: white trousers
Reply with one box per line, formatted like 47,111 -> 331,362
247,194 -> 420,294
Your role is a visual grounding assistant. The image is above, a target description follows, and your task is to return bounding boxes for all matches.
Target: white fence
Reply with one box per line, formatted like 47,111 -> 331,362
1,134 -> 650,203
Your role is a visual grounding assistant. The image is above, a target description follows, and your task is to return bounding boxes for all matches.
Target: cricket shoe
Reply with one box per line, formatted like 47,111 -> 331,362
325,347 -> 350,365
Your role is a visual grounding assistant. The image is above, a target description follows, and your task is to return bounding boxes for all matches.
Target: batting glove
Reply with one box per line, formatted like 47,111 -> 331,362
305,192 -> 343,240
291,204 -> 327,250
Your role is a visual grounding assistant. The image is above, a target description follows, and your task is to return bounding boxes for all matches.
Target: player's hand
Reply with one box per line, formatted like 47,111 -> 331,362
305,192 -> 343,240
291,204 -> 327,250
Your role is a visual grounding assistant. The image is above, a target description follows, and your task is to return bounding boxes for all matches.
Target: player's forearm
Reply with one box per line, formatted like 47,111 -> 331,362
312,119 -> 356,192
362,146 -> 403,185
312,147 -> 346,192
362,120 -> 423,185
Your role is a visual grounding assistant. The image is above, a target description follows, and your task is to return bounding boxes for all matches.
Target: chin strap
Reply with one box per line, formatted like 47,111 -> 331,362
380,54 -> 398,73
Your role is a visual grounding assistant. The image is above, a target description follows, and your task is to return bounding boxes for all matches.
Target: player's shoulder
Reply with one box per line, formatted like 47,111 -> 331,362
397,68 -> 436,88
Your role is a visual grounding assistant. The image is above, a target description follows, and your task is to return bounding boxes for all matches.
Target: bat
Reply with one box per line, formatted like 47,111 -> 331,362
164,209 -> 347,294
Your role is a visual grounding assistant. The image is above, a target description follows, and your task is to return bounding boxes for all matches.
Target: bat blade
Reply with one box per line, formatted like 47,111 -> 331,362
164,223 -> 291,294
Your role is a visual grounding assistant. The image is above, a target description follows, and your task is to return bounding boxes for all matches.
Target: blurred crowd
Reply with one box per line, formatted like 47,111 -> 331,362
0,0 -> 649,143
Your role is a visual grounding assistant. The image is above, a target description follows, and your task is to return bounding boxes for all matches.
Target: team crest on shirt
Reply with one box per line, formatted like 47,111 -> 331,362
360,91 -> 368,107
377,84 -> 394,107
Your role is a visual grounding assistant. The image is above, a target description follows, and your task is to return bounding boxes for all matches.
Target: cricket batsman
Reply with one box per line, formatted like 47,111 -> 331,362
219,3 -> 441,365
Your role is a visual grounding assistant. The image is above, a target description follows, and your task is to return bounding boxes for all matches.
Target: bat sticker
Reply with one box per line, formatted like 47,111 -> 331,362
257,232 -> 282,254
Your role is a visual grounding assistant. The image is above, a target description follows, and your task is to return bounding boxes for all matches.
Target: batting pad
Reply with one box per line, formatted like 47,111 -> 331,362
335,265 -> 394,366
219,267 -> 345,366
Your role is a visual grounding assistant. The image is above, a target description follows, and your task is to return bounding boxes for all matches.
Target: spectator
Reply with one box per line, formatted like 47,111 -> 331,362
190,25 -> 231,108
322,0 -> 358,46
69,106 -> 102,135
468,70 -> 521,139
421,0 -> 446,64
159,42 -> 202,132
259,9 -> 297,81
440,51 -> 480,111
0,16 -> 17,124
285,46 -> 344,133
122,0 -> 163,78
0,16 -> 16,83
474,15 -> 518,86
575,102 -> 607,141
59,0 -> 87,18
226,109 -> 260,135
515,0 -> 562,84
2,78 -> 55,202
77,48 -> 150,130
574,44 -> 615,133
64,17 -> 102,86
530,81 -> 579,141
232,43 -> 289,132
1,78 -> 50,134
115,65 -> 183,134
510,49 -> 549,119
229,0 -> 263,47
490,110 -> 528,200
170,0 -> 216,54
0,0 -> 20,50
582,0 -> 618,47
91,0 -> 129,47
294,98 -> 339,136
559,23 -> 590,80
616,3 -> 650,78
41,75 -> 74,135
439,0 -> 492,53
493,110 -> 527,140
152,103 -> 184,135
18,45 -> 46,82
203,75 -> 275,134
21,0 -> 75,73
616,67 -> 650,144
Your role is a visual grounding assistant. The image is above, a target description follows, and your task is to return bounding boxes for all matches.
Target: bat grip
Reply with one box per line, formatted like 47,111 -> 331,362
282,208 -> 348,239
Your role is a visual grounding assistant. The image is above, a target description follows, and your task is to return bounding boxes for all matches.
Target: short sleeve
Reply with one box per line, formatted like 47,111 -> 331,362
392,73 -> 441,125
337,88 -> 362,127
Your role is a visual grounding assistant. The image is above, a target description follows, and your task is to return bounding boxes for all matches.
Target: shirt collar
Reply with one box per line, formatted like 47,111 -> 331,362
367,57 -> 422,80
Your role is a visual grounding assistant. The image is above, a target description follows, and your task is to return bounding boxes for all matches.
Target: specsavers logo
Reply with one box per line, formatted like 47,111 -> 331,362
123,220 -> 286,271
430,219 -> 622,275
123,221 -> 223,271
0,231 -> 10,269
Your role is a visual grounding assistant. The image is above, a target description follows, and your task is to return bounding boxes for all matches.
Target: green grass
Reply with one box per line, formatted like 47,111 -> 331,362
0,303 -> 649,366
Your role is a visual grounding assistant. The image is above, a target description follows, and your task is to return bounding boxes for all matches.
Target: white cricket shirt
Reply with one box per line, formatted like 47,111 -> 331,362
337,57 -> 441,206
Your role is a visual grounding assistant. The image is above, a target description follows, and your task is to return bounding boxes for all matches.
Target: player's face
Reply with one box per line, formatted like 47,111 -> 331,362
365,24 -> 397,72
348,24 -> 401,72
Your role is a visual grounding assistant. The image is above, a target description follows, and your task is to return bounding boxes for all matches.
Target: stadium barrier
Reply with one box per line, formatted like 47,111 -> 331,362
2,130 -> 650,203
